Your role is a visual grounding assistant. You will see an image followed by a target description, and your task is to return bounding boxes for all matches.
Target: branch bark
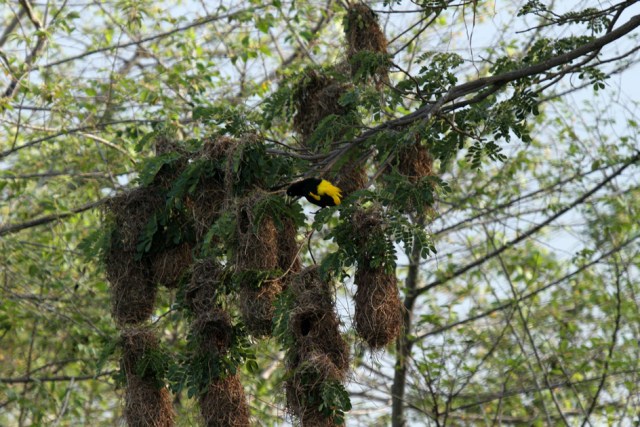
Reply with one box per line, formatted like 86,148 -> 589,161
0,198 -> 107,237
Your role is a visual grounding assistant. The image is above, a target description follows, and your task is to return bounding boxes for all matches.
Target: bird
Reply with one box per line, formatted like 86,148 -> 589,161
286,178 -> 343,208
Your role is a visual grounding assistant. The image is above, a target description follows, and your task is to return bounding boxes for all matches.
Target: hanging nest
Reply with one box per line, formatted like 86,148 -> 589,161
284,268 -> 350,423
345,3 -> 389,87
235,192 -> 279,270
184,259 -> 225,316
285,352 -> 344,427
235,192 -> 282,336
238,278 -> 283,337
151,242 -> 193,289
199,374 -> 250,427
200,135 -> 241,162
105,187 -> 164,251
277,216 -> 302,276
354,267 -> 402,349
349,207 -> 386,254
153,134 -> 189,190
106,248 -> 157,325
397,143 -> 434,182
124,376 -> 175,427
293,69 -> 352,139
345,4 -> 388,56
192,308 -> 234,356
334,162 -> 368,196
120,327 -> 159,376
186,136 -> 241,241
288,267 -> 350,378
121,328 -> 175,427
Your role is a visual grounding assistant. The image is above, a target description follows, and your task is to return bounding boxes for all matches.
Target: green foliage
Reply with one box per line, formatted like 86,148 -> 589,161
252,193 -> 306,231
77,226 -> 112,263
272,287 -> 296,355
233,269 -> 282,291
135,212 -> 159,259
261,84 -> 296,130
201,211 -> 237,257
318,380 -> 352,425
193,104 -> 258,137
170,323 -> 257,398
136,152 -> 184,186
230,140 -> 293,193
304,111 -> 362,152
349,51 -> 392,83
135,347 -> 171,389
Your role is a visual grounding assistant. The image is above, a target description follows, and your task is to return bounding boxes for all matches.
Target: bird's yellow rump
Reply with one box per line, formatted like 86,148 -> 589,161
286,178 -> 343,207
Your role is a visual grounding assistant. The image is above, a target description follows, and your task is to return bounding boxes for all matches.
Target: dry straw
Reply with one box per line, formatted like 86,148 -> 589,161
199,375 -> 250,427
104,188 -> 164,325
345,3 -> 389,87
151,242 -> 193,289
185,259 -> 225,317
187,136 -> 240,240
121,328 -> 175,427
106,249 -> 157,325
285,267 -> 350,426
397,142 -> 434,182
293,69 -> 352,139
335,162 -> 368,197
354,267 -> 402,348
235,191 -> 283,336
191,308 -> 251,426
277,216 -> 302,276
350,208 -> 403,349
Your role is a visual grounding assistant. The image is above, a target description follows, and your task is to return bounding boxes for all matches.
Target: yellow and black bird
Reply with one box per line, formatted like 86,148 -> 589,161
286,178 -> 342,208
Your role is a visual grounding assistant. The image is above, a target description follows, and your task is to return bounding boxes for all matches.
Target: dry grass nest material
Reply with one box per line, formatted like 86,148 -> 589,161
153,135 -> 188,190
239,279 -> 283,337
236,192 -> 279,270
288,267 -> 350,378
335,163 -> 367,196
121,327 -> 159,375
105,187 -> 163,251
345,3 -> 389,87
187,136 -> 243,241
354,267 -> 402,349
125,375 -> 175,427
151,242 -> 193,289
345,4 -> 388,56
293,69 -> 352,138
397,143 -> 434,182
121,329 -> 175,427
192,308 -> 233,356
277,216 -> 301,275
286,352 -> 344,427
349,207 -> 385,249
185,259 -> 225,316
199,374 -> 250,427
106,248 -> 157,325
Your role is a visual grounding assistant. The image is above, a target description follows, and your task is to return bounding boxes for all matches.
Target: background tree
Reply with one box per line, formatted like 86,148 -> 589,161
1,0 -> 640,426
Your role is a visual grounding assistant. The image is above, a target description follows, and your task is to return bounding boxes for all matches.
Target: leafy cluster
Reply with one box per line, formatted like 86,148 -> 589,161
169,324 -> 258,398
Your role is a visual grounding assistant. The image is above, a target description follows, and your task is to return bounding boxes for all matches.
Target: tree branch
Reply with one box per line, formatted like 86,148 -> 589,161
0,371 -> 116,384
415,152 -> 640,296
0,198 -> 107,237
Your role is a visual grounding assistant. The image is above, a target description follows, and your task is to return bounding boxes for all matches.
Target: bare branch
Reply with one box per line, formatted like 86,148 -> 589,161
0,198 -> 107,237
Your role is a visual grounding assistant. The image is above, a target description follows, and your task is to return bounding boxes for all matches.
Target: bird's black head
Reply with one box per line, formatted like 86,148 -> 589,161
286,180 -> 306,197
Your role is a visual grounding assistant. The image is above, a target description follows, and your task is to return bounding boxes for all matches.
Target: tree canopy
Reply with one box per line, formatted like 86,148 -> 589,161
1,0 -> 640,426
